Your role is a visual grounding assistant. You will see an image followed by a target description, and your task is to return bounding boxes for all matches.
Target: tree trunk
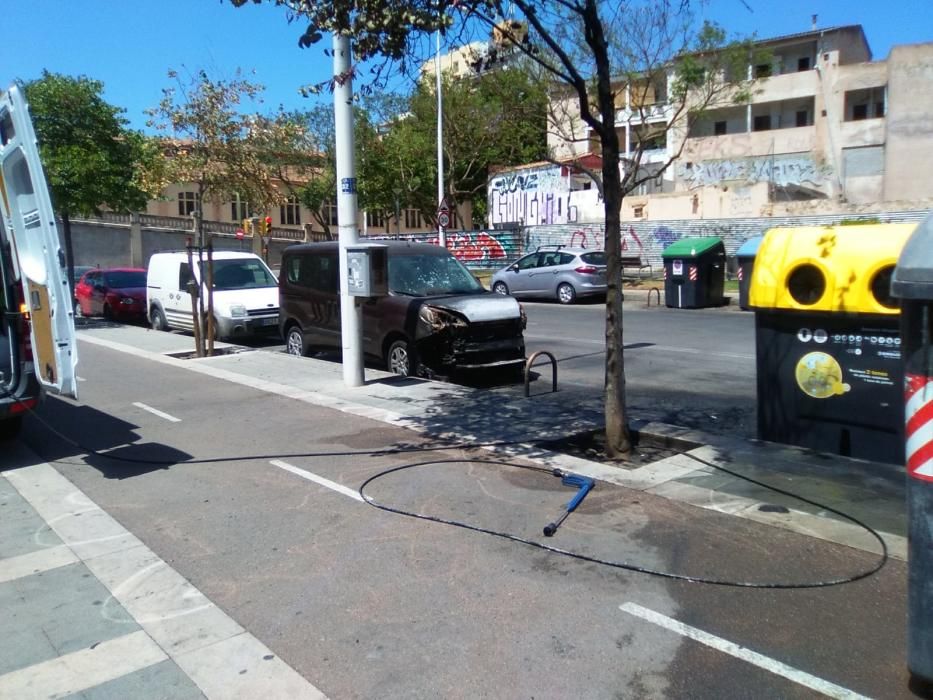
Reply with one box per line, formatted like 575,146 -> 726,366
588,1 -> 632,457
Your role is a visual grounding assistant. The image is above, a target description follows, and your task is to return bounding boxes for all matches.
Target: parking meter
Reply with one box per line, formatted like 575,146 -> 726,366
345,243 -> 388,298
891,212 -> 933,691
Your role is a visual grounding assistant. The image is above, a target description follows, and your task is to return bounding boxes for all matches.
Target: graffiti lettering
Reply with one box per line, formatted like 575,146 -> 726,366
679,155 -> 827,189
427,231 -> 514,263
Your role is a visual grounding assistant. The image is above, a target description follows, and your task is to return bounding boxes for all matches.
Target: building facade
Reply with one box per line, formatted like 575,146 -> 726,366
488,25 -> 933,228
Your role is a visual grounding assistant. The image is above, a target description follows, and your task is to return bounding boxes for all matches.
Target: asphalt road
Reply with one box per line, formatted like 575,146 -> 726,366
249,298 -> 759,438
521,299 -> 757,436
12,336 -> 909,699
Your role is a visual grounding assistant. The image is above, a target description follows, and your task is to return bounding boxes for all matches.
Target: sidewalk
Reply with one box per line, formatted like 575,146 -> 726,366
0,323 -> 906,698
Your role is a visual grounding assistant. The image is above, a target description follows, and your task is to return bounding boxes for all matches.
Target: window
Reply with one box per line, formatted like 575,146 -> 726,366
845,87 -> 886,122
366,210 -> 385,229
231,198 -> 249,221
516,253 -> 542,270
280,196 -> 301,226
404,208 -> 423,229
289,253 -> 338,292
178,263 -> 193,290
633,205 -> 645,218
753,115 -> 772,132
796,110 -> 809,127
714,121 -> 727,136
322,201 -> 338,226
797,57 -> 811,71
178,191 -> 198,216
754,63 -> 772,78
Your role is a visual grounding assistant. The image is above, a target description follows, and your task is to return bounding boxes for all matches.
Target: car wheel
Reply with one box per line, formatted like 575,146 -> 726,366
492,281 -> 509,295
150,307 -> 168,332
557,282 -> 577,305
386,339 -> 415,377
285,326 -> 306,357
0,416 -> 23,441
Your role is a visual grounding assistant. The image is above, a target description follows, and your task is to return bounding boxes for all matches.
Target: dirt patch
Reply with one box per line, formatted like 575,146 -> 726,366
539,427 -> 702,467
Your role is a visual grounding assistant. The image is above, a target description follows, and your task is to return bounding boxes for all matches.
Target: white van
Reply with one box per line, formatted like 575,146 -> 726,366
147,251 -> 279,340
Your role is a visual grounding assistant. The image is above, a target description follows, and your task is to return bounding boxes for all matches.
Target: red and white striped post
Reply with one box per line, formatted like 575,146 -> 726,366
891,212 -> 933,694
907,373 -> 933,482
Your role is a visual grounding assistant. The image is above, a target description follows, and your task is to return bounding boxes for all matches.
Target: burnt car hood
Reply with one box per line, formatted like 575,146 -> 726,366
423,292 -> 521,322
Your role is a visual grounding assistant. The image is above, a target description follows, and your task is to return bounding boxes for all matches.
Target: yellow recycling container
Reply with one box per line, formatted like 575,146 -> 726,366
749,223 -> 916,463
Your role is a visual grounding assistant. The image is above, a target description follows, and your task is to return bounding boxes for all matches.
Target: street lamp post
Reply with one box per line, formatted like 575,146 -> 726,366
435,27 -> 446,247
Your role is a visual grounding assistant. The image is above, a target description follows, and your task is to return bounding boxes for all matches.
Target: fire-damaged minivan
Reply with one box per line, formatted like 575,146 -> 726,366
0,84 -> 78,439
279,241 -> 526,378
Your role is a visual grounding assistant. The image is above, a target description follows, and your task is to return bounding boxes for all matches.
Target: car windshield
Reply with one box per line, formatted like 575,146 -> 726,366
389,253 -> 484,296
206,259 -> 277,290
102,270 -> 146,288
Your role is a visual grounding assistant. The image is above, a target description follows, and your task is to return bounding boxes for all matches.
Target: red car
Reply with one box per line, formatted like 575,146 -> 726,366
75,267 -> 147,322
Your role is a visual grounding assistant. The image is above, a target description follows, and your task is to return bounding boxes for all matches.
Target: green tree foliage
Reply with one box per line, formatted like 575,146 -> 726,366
397,67 -> 547,228
23,71 -> 159,286
146,68 -> 303,237
230,0 -> 757,455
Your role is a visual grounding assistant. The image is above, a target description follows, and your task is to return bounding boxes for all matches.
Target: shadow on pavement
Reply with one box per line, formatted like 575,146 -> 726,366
18,395 -> 192,479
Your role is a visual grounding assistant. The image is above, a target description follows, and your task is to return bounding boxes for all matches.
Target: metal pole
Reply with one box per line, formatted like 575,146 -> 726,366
333,33 -> 364,387
435,28 -> 446,247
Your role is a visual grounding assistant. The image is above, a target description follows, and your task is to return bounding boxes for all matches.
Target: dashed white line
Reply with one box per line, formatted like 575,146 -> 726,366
270,460 -> 364,502
620,603 -> 870,700
132,401 -> 181,423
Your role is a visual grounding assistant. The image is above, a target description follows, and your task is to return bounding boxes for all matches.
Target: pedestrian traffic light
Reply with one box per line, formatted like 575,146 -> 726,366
242,218 -> 251,235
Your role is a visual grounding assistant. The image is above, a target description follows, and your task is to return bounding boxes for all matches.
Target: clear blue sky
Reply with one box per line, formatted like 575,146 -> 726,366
1,0 -> 930,132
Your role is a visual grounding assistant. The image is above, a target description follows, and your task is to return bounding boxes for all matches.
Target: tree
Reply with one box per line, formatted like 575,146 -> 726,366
230,0 -> 756,456
394,65 -> 548,229
146,68 -> 308,354
23,71 -> 159,294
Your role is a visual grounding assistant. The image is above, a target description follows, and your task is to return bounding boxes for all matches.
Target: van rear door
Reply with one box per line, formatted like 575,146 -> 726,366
0,84 -> 77,398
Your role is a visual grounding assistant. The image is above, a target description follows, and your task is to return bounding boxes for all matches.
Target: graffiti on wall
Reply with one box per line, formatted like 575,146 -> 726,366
426,230 -> 518,265
678,155 -> 828,190
489,163 -> 578,226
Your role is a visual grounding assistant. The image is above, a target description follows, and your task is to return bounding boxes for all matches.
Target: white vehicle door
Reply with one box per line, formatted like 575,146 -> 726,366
0,84 -> 78,398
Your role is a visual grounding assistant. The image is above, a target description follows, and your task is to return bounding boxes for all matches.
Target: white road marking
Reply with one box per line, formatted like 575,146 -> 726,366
620,603 -> 870,700
0,545 -> 78,584
132,401 -> 182,423
4,461 -> 328,699
270,460 -> 364,502
0,630 -> 166,699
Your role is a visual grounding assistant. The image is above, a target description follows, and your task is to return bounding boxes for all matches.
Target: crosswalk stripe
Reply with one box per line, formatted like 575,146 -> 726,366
0,631 -> 166,699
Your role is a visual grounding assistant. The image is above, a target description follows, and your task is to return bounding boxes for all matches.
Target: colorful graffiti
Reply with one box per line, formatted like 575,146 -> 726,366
427,230 -> 516,265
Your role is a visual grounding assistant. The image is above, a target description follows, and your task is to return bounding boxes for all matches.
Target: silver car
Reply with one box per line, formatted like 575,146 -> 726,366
490,247 -> 607,304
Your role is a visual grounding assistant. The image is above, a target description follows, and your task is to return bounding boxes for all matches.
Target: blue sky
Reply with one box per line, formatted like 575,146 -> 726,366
1,0 -> 930,132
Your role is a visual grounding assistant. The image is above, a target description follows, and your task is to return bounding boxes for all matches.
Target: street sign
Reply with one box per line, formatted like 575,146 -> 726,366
437,200 -> 450,229
236,229 -> 245,240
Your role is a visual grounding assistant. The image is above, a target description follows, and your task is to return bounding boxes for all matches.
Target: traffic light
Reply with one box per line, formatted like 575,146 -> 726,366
260,216 -> 272,236
265,216 -> 272,235
242,218 -> 251,235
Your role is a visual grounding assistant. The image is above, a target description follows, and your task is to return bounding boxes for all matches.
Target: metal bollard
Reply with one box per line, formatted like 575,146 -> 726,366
892,212 -> 933,692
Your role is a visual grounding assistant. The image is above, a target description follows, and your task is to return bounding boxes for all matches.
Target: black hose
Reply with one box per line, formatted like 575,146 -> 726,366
3,385 -> 891,589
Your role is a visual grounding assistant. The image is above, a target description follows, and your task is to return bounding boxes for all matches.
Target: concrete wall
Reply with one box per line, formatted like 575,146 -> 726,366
884,43 -> 933,201
522,209 -> 928,271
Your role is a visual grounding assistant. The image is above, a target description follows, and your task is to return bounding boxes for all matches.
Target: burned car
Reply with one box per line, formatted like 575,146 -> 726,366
279,241 -> 526,377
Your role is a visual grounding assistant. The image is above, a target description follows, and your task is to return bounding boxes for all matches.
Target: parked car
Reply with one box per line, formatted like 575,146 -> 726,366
147,251 -> 279,340
490,246 -> 608,304
75,267 -> 147,322
279,241 -> 527,377
71,265 -> 95,298
0,85 -> 78,439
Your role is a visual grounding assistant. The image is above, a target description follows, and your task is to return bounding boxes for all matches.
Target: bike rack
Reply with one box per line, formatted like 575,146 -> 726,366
646,287 -> 661,307
524,350 -> 558,397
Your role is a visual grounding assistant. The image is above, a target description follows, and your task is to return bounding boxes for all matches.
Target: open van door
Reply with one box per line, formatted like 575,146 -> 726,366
0,84 -> 77,399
